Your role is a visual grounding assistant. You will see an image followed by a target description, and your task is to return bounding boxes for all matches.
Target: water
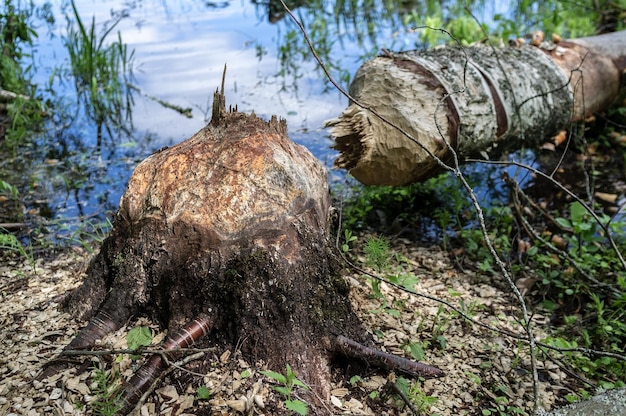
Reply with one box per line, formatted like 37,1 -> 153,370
5,0 -> 608,244
14,0 -> 411,239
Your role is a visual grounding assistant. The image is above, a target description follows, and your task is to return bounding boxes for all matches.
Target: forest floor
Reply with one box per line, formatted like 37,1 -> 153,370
0,235 -> 585,416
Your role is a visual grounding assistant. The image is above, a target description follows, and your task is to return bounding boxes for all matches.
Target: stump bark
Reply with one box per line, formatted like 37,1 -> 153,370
70,94 -> 365,392
42,89 -> 443,414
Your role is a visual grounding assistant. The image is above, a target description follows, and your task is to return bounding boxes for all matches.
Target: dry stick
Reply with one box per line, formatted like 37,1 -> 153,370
60,347 -> 218,357
117,316 -> 212,415
279,0 -> 624,410
132,352 -> 205,416
345,251 -> 626,361
290,379 -> 335,416
0,222 -> 27,229
334,335 -> 444,378
383,378 -> 419,415
506,175 -> 622,296
465,12 -> 593,411
409,17 -> 542,412
277,1 -> 453,174
462,112 -> 621,415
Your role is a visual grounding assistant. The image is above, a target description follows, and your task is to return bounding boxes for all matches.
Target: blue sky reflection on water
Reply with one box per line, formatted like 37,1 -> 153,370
22,0 -> 534,240
28,0 -> 371,230
36,0 -> 350,146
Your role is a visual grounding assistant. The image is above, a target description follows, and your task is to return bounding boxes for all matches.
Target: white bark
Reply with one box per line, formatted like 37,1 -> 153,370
326,31 -> 626,186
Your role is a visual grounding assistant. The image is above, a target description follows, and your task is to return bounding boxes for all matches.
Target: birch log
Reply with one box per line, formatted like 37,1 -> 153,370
325,30 -> 626,186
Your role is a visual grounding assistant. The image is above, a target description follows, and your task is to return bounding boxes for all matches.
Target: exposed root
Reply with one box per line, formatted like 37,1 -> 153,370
333,335 -> 444,378
117,316 -> 212,415
37,310 -> 122,380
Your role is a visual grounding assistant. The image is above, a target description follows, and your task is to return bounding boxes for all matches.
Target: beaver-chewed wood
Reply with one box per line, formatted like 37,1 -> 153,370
40,89 -> 443,414
39,89 -> 369,411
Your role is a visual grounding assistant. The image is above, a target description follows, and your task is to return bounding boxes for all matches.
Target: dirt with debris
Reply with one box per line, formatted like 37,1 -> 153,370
0,235 -> 587,416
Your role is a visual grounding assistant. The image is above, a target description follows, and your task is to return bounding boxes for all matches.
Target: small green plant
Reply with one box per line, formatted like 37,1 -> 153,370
54,216 -> 113,252
196,385 -> 211,400
349,374 -> 363,385
406,341 -> 426,361
341,229 -> 357,254
480,391 -> 526,415
260,364 -> 310,415
90,366 -> 123,416
394,376 -> 439,415
126,326 -> 152,360
0,227 -> 35,270
65,0 -> 135,149
0,179 -> 20,210
126,326 -> 152,350
363,235 -> 390,273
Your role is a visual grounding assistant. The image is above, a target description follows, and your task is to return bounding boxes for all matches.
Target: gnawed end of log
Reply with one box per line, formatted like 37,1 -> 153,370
325,37 -> 626,186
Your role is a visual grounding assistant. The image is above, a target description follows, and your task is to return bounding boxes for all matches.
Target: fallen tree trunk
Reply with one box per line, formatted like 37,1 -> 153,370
326,30 -> 626,186
39,87 -> 443,414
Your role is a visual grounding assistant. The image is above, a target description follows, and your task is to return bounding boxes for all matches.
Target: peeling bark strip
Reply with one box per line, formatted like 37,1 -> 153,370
334,335 -> 444,378
118,317 -> 212,414
326,31 -> 626,186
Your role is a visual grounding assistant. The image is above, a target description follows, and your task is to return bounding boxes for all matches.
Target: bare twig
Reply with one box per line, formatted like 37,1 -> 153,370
280,2 -> 625,414
334,335 -> 444,378
468,158 -> 626,270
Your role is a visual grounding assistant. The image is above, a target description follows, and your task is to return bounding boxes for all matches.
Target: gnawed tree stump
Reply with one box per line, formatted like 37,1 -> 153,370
40,89 -> 442,414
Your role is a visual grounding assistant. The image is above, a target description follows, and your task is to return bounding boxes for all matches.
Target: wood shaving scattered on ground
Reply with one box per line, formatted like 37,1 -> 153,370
0,236 -> 581,415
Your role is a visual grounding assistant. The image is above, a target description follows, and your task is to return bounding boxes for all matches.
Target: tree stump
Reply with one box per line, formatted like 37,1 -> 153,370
45,89 -> 369,410
42,89 -> 442,414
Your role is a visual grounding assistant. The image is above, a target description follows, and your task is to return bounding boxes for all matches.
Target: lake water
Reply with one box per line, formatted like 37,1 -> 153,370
17,0 -> 419,238
5,0 -> 531,243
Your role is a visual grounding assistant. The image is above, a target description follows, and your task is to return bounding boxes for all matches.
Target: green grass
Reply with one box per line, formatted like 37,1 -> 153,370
65,0 -> 135,149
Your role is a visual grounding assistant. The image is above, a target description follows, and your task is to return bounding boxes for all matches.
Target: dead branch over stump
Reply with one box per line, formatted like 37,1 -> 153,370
40,89 -> 442,414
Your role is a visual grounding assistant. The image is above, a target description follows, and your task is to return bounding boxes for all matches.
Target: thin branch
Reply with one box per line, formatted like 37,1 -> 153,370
468,158 -> 626,270
280,2 -> 626,413
277,0 -> 454,174
60,347 -> 217,357
131,352 -> 205,415
340,248 -> 626,361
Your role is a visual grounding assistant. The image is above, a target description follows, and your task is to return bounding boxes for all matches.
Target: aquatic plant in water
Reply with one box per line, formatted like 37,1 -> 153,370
65,0 -> 135,149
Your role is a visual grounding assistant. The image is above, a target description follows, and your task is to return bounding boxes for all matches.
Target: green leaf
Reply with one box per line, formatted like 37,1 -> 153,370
399,272 -> 419,289
285,399 -> 309,415
292,378 -> 310,390
408,342 -> 426,361
126,326 -> 152,350
447,288 -> 462,297
570,201 -> 587,223
349,375 -> 362,385
556,217 -> 572,229
274,386 -> 290,396
385,308 -> 401,317
260,370 -> 287,384
436,335 -> 447,349
196,386 -> 211,399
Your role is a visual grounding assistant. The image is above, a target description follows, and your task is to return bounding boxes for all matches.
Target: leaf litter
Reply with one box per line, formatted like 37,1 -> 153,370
0,235 -> 579,415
